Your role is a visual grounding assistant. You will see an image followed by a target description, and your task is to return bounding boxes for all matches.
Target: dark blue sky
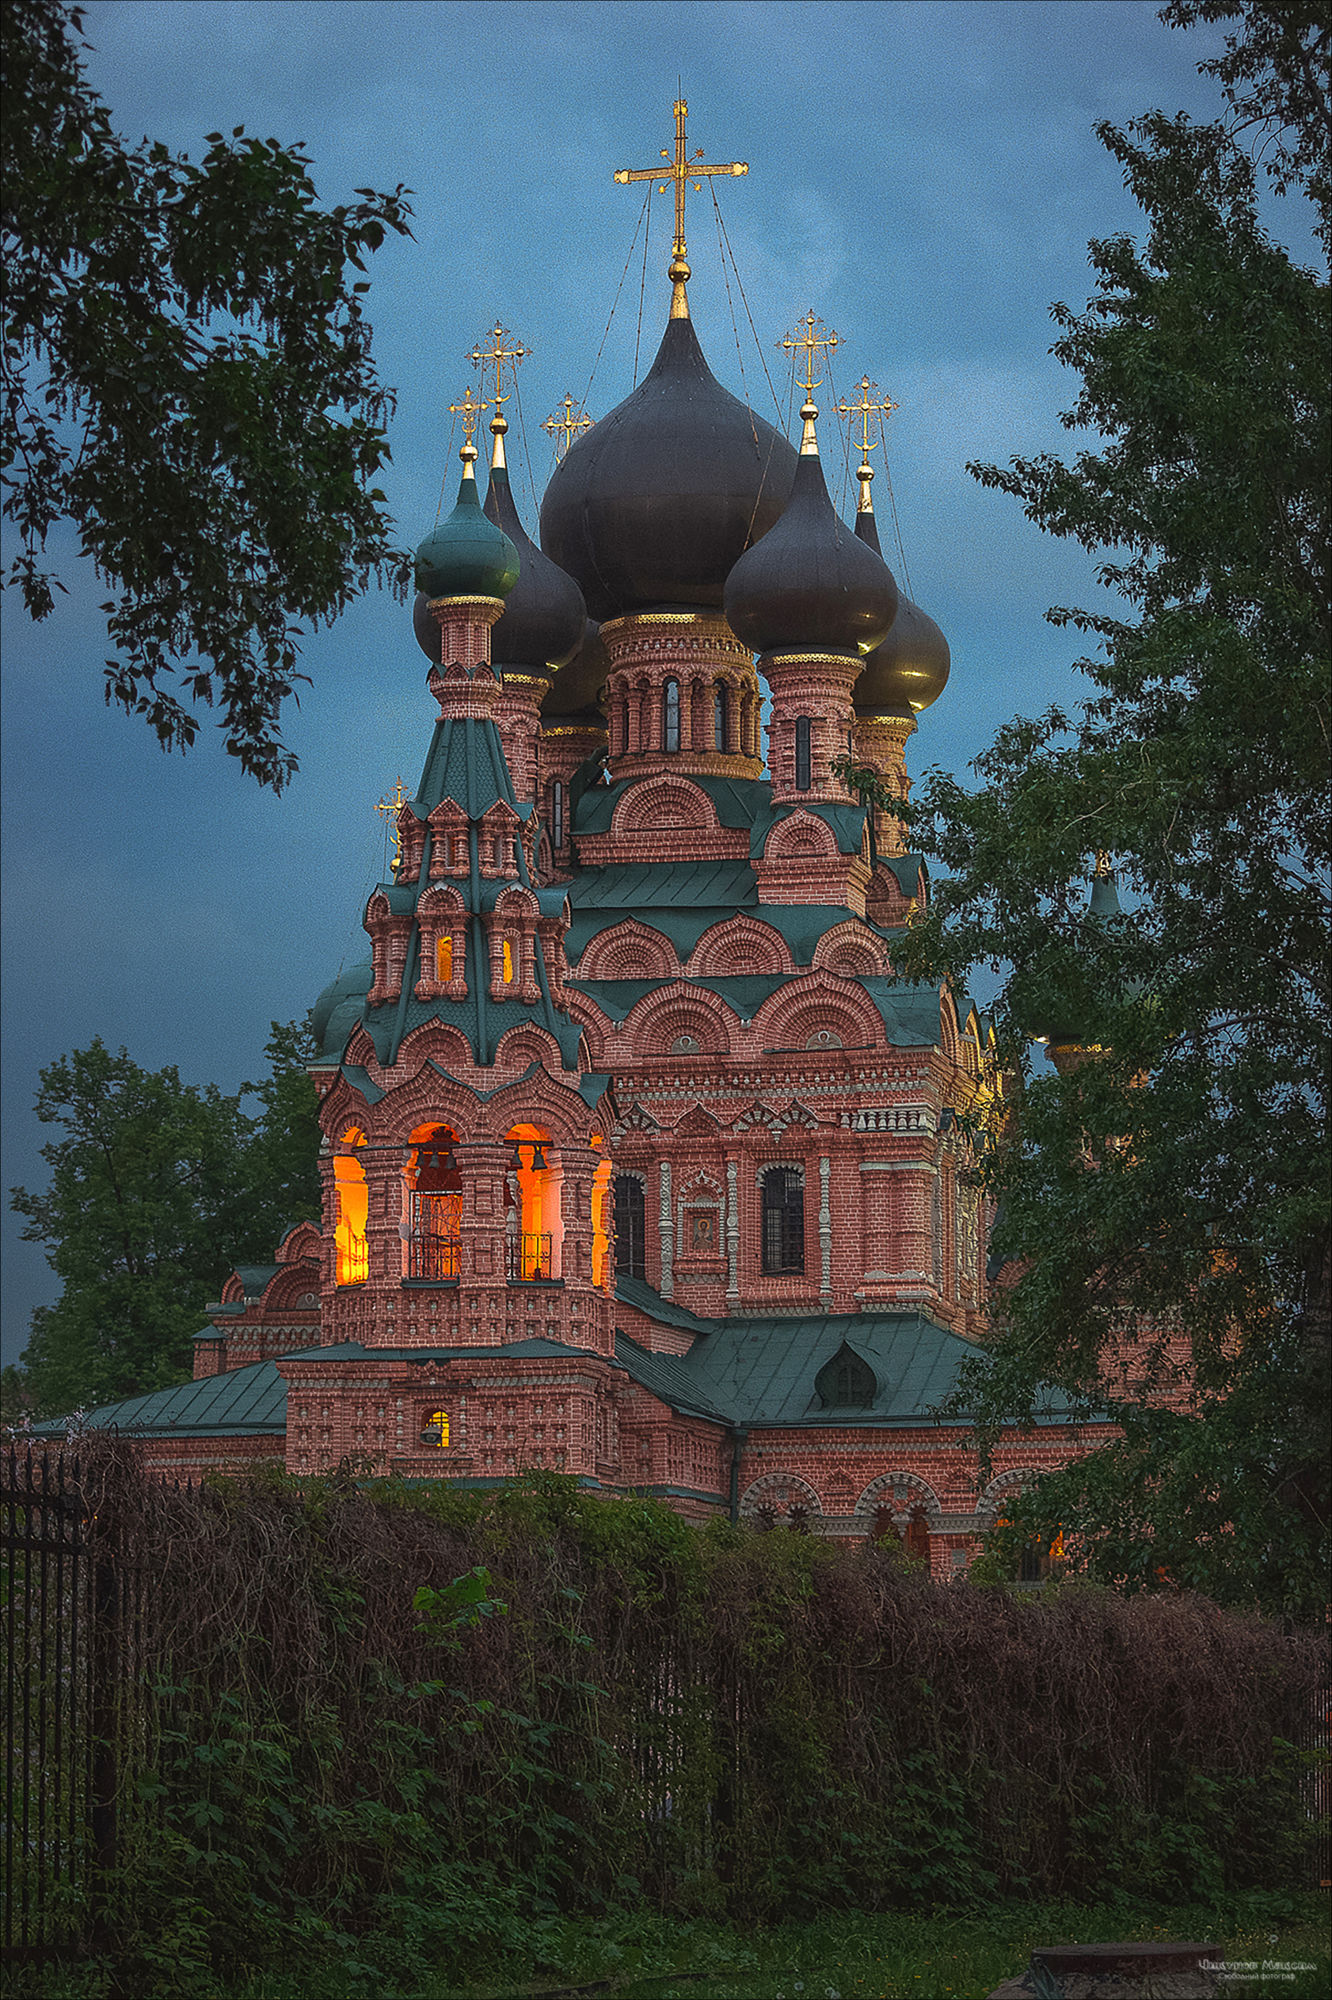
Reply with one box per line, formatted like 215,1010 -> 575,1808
3,0 -> 1291,1365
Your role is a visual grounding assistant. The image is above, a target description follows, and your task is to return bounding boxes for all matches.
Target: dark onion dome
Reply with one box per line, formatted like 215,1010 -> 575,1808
414,452 -> 520,601
538,315 -> 797,621
723,404 -> 897,658
311,959 -> 373,1057
854,594 -> 950,714
482,421 -> 586,673
541,618 -> 609,719
852,501 -> 949,713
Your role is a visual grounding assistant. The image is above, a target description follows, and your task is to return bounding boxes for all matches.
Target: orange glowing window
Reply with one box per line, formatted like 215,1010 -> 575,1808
502,939 -> 514,984
436,934 -> 453,982
420,1410 -> 450,1448
591,1155 -> 613,1290
334,1141 -> 368,1285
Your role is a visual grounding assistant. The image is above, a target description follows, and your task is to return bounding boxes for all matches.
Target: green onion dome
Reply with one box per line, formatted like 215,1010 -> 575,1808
414,461 -> 520,601
483,433 -> 586,674
541,618 -> 610,720
312,959 -> 373,1057
539,315 -> 797,621
723,406 -> 897,658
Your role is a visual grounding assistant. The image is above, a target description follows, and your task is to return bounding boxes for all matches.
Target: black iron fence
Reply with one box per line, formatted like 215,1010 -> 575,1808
1,1447 -> 156,1969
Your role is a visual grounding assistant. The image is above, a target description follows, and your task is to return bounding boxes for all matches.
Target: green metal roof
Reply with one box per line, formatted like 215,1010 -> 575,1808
32,1358 -> 288,1439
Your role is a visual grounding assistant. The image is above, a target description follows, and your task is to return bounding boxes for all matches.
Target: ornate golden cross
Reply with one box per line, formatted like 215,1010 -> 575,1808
376,776 -> 408,875
614,98 -> 747,311
542,393 -> 594,461
835,376 -> 900,459
447,385 -> 490,446
778,311 -> 841,399
468,322 -> 531,410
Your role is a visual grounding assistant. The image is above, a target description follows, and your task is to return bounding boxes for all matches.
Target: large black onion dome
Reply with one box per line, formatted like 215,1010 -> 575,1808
851,507 -> 949,713
724,443 -> 897,658
483,453 -> 586,674
854,595 -> 950,714
541,619 -> 610,719
539,316 -> 797,620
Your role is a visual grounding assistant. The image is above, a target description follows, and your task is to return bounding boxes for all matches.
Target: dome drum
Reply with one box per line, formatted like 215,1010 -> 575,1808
598,610 -> 764,780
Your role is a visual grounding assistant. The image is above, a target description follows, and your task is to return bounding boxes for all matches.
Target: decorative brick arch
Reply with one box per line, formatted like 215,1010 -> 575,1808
625,982 -> 738,1060
762,810 -> 838,862
276,1220 -> 323,1265
855,1471 -> 943,1522
740,1471 -> 823,1520
560,990 -> 611,1064
493,1024 -> 565,1071
865,867 -> 915,928
939,992 -> 961,1063
687,916 -> 791,978
812,922 -> 890,977
976,1468 -> 1038,1524
751,971 -> 883,1053
578,920 -> 679,980
612,774 -> 717,836
392,1021 -> 475,1076
375,1066 -> 479,1146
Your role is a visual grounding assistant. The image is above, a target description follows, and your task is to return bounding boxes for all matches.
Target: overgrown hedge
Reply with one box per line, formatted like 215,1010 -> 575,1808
45,1446 -> 1332,1992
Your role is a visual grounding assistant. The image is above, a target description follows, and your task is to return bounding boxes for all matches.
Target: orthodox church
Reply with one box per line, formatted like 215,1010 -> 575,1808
55,108 -> 1107,1568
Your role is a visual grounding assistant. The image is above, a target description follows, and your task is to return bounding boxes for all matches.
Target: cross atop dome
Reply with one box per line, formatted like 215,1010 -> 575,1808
613,98 -> 748,320
779,311 -> 840,453
835,376 -> 900,514
542,394 -> 594,463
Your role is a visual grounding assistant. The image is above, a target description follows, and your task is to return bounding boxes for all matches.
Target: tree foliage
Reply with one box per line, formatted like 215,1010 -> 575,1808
861,2 -> 1330,1617
1,0 -> 413,789
6,1023 -> 320,1417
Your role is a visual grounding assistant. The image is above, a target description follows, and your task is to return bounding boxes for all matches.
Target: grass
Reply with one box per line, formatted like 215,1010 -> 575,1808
32,1894 -> 1317,2000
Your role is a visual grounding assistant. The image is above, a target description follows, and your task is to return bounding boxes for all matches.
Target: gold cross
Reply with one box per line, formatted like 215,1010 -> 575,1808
468,322 -> 531,410
835,376 -> 899,460
542,393 -> 594,462
778,311 -> 840,399
447,385 -> 490,446
376,776 -> 408,875
614,98 -> 747,309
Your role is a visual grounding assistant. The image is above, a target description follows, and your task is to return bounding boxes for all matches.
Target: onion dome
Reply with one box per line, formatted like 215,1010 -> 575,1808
541,618 -> 610,719
852,504 -> 950,713
538,315 -> 797,620
414,448 -> 520,601
311,959 -> 373,1058
482,417 -> 586,673
723,401 -> 897,657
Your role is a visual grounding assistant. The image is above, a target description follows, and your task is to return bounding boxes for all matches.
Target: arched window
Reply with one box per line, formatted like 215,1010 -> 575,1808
761,1166 -> 804,1274
502,939 -> 514,984
334,1133 -> 368,1285
713,681 -> 729,752
663,678 -> 680,752
505,1124 -> 557,1280
815,1342 -> 876,1409
551,780 -> 565,852
905,1506 -> 931,1566
420,1410 -> 450,1447
614,1173 -> 646,1280
406,1125 -> 462,1280
435,934 -> 453,983
794,716 -> 812,791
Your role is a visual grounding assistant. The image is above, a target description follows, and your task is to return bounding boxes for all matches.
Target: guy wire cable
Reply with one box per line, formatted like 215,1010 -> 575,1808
633,181 -> 653,388
581,185 -> 652,415
711,188 -> 785,426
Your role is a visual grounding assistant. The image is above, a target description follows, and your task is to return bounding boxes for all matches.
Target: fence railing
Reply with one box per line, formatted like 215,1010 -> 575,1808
508,1232 -> 554,1282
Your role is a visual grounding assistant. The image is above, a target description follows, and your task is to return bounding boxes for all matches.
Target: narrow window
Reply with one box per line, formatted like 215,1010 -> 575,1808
406,1128 -> 462,1280
436,934 -> 453,983
552,780 -> 565,852
502,939 -> 514,984
663,678 -> 680,752
761,1166 -> 804,1274
714,681 -> 729,752
334,1148 -> 368,1285
794,716 -> 812,791
614,1174 -> 646,1280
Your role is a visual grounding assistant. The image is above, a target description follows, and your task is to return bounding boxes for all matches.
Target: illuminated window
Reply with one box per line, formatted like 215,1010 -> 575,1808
420,1410 -> 450,1447
761,1166 -> 804,1274
663,678 -> 680,752
714,682 -> 729,752
591,1154 -> 613,1288
334,1135 -> 368,1285
502,939 -> 514,984
406,1125 -> 461,1280
436,934 -> 453,982
794,716 -> 812,791
506,1124 -> 557,1280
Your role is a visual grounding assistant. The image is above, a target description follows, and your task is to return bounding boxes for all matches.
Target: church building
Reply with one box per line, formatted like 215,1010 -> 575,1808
52,107 -> 1108,1571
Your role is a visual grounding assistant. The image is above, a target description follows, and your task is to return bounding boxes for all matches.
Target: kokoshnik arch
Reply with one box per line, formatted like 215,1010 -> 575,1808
44,102 -> 1112,1570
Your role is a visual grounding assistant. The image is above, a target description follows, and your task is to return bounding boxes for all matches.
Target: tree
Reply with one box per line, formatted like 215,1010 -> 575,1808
2,0 -> 413,790
6,1024 -> 320,1419
848,2 -> 1329,1617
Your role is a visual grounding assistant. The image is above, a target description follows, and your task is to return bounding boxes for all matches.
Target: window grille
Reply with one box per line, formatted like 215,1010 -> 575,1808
761,1166 -> 804,1273
663,678 -> 680,752
714,682 -> 729,752
614,1174 -> 646,1279
794,716 -> 812,791
407,1192 -> 461,1279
